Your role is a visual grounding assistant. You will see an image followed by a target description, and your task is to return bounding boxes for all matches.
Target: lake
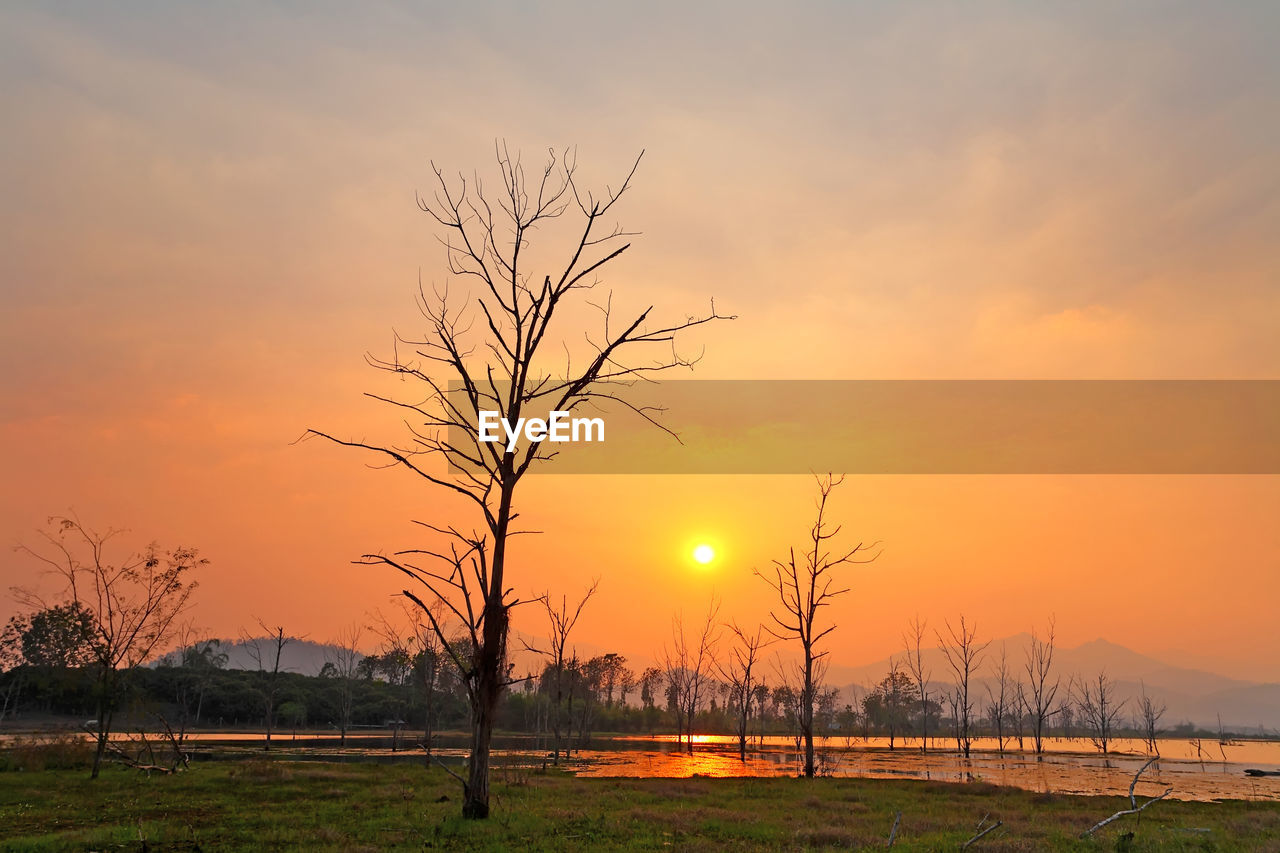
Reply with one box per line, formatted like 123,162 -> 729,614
79,729 -> 1280,803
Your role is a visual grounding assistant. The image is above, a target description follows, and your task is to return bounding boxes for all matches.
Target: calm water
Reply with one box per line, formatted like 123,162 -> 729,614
567,735 -> 1280,803
9,729 -> 1278,802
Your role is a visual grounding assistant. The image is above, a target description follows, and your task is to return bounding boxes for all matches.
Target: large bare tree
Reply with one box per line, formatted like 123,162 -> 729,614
307,144 -> 727,818
757,474 -> 877,778
15,516 -> 203,778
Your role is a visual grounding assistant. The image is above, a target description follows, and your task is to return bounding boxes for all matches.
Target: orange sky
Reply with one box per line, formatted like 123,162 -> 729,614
2,4 -> 1277,680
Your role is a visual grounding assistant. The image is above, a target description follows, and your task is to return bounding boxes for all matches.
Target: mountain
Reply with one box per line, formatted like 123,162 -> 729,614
212,638 -> 357,677
828,634 -> 1277,733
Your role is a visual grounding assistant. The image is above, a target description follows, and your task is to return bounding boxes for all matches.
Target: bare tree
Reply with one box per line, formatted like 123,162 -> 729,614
1024,619 -> 1061,755
716,622 -> 771,760
638,665 -> 663,732
170,631 -> 227,739
242,620 -> 292,752
662,599 -> 720,753
324,623 -> 363,747
409,600 -> 451,757
1137,681 -> 1166,756
936,615 -> 989,758
1011,680 -> 1028,750
369,606 -> 429,752
757,474 -> 877,778
0,618 -> 26,727
984,643 -> 1012,753
1075,671 -> 1125,754
863,659 -> 912,749
902,615 -> 932,752
14,516 -> 203,778
305,145 -> 728,819
528,581 -> 597,763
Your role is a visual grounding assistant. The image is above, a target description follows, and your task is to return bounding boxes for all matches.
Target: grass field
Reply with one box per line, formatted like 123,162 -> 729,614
1,760 -> 1278,851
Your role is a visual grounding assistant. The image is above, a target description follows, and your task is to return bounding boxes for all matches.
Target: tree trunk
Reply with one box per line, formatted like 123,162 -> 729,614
90,671 -> 114,780
463,599 -> 506,819
264,698 -> 273,751
91,724 -> 107,779
462,484 -> 512,820
920,696 -> 928,753
802,653 -> 815,778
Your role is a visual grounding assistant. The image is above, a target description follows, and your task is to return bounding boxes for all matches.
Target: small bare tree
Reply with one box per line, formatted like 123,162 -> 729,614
662,598 -> 720,753
14,516 -> 203,778
0,618 -> 27,727
306,144 -> 728,819
1137,681 -> 1166,756
902,615 -> 931,752
1024,619 -> 1061,755
716,622 -> 771,760
242,620 -> 292,752
409,600 -> 451,757
528,581 -> 597,763
863,659 -> 912,749
324,623 -> 363,747
1011,680 -> 1028,750
936,615 -> 989,758
757,474 -> 877,778
985,643 -> 1012,753
1075,671 -> 1125,754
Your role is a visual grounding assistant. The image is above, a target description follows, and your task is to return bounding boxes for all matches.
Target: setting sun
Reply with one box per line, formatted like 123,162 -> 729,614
692,543 -> 715,565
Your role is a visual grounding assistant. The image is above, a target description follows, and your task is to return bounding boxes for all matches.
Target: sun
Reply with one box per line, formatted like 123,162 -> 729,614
692,543 -> 715,565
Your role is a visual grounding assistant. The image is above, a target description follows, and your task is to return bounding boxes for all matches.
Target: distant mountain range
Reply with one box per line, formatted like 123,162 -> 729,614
213,632 -> 1279,732
827,633 -> 1280,733
206,638 -> 357,676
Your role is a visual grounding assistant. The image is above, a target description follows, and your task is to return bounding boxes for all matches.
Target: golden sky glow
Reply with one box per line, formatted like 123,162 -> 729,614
1,4 -> 1277,680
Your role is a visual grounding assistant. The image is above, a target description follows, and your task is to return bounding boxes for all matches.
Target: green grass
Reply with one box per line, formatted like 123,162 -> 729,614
0,761 -> 1277,851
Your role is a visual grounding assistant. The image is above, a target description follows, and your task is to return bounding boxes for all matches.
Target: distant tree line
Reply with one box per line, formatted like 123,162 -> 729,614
2,600 -> 1236,756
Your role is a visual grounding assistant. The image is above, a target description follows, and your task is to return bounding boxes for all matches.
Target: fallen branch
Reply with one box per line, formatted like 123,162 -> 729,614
961,818 -> 1002,849
887,810 -> 901,848
1082,757 -> 1172,838
153,713 -> 191,771
104,739 -> 177,775
421,744 -> 466,787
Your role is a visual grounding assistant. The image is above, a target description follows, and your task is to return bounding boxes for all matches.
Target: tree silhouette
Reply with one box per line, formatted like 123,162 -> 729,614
757,474 -> 877,778
307,144 -> 727,818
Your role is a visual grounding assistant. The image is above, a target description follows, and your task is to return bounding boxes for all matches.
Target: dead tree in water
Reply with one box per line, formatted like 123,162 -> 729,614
902,615 -> 932,753
936,615 -> 989,758
716,623 -> 771,760
662,599 -> 720,753
984,643 -> 1012,753
305,145 -> 729,818
1024,620 -> 1061,754
758,474 -> 877,778
1137,681 -> 1166,755
1075,670 -> 1125,754
527,581 -> 597,764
